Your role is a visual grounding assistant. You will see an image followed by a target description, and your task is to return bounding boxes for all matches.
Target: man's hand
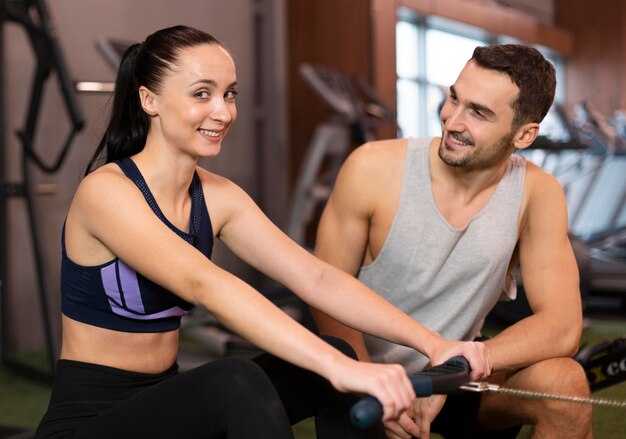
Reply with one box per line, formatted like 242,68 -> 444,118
384,395 -> 446,439
428,340 -> 492,381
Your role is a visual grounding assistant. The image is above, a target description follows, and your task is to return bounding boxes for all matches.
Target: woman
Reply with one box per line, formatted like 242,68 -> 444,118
36,25 -> 490,438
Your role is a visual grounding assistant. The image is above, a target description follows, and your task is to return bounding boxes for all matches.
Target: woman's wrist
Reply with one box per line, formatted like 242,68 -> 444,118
417,329 -> 444,359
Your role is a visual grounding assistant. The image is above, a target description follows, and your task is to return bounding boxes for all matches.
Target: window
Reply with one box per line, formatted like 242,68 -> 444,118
396,11 -> 566,139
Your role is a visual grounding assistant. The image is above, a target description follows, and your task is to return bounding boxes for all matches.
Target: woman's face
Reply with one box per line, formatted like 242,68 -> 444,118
143,43 -> 238,159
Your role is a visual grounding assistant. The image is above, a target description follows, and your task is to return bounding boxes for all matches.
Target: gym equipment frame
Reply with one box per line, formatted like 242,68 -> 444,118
0,0 -> 84,383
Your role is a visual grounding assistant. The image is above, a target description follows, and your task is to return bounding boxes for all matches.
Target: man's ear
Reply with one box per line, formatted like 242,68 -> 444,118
138,86 -> 157,116
513,122 -> 540,151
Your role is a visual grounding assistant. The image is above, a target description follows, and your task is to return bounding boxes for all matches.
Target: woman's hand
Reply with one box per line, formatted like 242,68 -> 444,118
325,357 -> 415,422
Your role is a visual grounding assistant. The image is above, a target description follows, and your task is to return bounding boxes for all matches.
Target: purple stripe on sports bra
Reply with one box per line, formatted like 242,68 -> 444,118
101,261 -> 187,320
101,263 -> 122,305
108,302 -> 187,320
117,260 -> 146,314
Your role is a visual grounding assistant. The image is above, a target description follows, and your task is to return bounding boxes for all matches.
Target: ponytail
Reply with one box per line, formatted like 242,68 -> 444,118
85,44 -> 148,175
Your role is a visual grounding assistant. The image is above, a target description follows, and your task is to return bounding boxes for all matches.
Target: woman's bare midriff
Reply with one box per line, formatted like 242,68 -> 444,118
60,314 -> 180,374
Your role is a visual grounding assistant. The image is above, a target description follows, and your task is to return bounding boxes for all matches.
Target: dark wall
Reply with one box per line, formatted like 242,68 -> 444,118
286,0 -> 371,186
555,0 -> 626,114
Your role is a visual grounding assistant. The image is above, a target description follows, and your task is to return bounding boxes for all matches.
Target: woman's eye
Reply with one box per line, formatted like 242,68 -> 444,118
195,90 -> 210,99
225,90 -> 238,100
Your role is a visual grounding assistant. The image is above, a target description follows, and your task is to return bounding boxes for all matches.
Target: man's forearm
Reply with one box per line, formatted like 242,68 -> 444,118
484,311 -> 582,374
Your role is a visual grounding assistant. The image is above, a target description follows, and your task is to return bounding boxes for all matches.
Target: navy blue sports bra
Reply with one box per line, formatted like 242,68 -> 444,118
61,158 -> 213,332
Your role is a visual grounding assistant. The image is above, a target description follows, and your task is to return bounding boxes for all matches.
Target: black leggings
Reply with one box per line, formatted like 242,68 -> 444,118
35,337 -> 520,439
36,336 -> 382,439
35,358 -> 293,439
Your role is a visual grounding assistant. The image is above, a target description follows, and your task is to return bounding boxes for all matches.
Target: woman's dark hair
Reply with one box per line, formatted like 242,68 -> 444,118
85,25 -> 221,174
471,44 -> 556,128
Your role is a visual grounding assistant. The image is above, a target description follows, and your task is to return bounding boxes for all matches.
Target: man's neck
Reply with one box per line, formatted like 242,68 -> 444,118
429,137 -> 512,200
428,138 -> 512,227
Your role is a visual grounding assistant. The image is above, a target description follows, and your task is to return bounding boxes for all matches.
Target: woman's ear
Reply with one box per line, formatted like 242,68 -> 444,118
138,86 -> 157,117
513,122 -> 540,151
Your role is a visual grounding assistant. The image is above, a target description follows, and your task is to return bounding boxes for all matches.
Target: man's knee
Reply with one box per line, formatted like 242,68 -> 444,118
541,358 -> 592,423
512,358 -> 592,430
525,357 -> 589,394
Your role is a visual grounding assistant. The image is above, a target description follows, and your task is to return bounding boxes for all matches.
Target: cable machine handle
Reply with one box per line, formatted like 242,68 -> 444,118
349,356 -> 470,429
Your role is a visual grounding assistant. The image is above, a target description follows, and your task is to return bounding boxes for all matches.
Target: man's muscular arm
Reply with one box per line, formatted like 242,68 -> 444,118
311,142 -> 387,362
484,162 -> 583,374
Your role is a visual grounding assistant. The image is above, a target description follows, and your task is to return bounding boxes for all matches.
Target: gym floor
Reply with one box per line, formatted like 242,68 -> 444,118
1,301 -> 625,438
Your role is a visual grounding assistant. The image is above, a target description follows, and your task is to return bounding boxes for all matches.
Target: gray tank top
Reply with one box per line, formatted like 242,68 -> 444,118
359,137 -> 526,373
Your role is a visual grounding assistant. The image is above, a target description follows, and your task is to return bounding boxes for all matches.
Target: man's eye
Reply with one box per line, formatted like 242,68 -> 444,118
471,109 -> 485,119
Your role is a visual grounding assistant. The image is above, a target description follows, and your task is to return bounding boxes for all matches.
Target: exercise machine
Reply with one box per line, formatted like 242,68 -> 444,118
576,336 -> 626,391
350,355 -> 626,430
0,0 -> 84,383
286,63 -> 396,247
548,102 -> 626,301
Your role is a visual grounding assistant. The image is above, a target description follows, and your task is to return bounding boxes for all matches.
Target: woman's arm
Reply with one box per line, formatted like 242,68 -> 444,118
209,160 -> 492,380
70,167 -> 414,420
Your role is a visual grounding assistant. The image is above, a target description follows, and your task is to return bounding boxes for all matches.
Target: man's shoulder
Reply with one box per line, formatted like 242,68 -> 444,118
336,139 -> 414,200
351,137 -> 432,162
358,137 -> 408,153
523,159 -> 562,193
343,138 -> 411,177
518,159 -> 567,230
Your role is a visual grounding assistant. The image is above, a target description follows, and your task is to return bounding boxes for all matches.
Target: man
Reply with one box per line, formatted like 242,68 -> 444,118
312,44 -> 593,438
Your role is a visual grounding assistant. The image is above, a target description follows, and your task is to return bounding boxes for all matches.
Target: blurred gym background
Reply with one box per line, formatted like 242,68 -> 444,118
1,0 -> 625,437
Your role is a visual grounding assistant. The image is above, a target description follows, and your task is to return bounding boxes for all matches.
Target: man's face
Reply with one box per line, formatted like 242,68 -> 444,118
438,60 -> 520,169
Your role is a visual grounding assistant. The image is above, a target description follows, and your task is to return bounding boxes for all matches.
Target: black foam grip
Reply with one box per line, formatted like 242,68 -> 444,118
349,356 -> 470,429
